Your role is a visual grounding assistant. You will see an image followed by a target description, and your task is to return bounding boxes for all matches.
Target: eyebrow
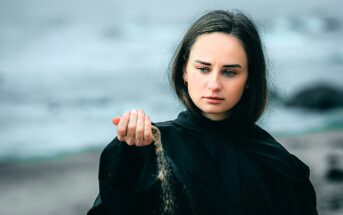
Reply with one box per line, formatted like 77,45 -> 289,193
194,59 -> 242,68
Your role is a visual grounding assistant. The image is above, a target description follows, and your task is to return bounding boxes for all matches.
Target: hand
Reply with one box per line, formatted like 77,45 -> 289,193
112,109 -> 153,147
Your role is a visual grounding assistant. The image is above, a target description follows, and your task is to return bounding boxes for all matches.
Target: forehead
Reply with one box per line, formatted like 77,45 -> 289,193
189,32 -> 247,66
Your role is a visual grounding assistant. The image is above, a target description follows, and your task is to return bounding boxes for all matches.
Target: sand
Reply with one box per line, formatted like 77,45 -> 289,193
0,151 -> 100,215
0,129 -> 342,215
279,130 -> 343,215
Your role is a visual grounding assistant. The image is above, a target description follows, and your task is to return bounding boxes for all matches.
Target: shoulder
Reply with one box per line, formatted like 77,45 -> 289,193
249,124 -> 277,141
244,124 -> 311,181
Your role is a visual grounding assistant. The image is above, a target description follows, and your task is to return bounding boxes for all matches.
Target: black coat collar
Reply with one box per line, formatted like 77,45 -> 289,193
173,110 -> 246,133
170,110 -> 310,181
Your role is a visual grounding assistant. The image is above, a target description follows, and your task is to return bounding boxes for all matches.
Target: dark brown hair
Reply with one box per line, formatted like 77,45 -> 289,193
169,10 -> 268,126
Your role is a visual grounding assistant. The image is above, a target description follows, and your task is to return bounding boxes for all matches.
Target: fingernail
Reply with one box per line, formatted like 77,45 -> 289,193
112,117 -> 120,125
131,109 -> 137,113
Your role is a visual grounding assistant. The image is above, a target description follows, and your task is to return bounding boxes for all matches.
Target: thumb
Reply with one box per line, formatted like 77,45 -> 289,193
112,117 -> 120,126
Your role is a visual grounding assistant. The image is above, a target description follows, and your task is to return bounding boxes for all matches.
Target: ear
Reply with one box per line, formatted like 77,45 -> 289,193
183,69 -> 188,82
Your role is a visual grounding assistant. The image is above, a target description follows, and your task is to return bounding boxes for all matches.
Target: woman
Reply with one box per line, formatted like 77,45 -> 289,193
88,10 -> 318,214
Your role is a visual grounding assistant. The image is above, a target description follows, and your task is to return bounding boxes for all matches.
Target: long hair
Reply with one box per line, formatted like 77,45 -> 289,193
169,10 -> 268,126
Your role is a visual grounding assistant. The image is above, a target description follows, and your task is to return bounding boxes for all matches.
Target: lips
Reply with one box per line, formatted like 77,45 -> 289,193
203,96 -> 225,104
203,96 -> 224,100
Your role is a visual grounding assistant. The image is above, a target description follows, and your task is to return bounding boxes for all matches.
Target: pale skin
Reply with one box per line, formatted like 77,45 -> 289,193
114,109 -> 153,146
113,32 -> 248,146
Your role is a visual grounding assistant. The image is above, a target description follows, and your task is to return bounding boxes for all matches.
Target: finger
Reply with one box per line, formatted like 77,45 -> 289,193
143,115 -> 153,145
117,112 -> 130,140
135,110 -> 145,146
126,138 -> 134,146
126,109 -> 138,142
112,117 -> 120,126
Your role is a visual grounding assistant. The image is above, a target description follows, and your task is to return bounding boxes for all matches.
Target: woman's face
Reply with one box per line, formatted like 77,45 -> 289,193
183,32 -> 248,121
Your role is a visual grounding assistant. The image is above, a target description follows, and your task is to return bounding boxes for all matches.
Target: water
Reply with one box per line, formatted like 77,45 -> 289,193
0,0 -> 343,160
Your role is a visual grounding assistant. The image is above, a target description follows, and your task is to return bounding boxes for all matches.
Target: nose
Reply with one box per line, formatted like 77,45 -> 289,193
207,72 -> 222,91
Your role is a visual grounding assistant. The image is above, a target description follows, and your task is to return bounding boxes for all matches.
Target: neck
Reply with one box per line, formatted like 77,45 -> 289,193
201,111 -> 231,121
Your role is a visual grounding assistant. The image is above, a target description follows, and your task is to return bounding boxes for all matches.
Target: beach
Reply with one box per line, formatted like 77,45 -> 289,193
0,129 -> 342,215
1,0 -> 343,214
279,129 -> 343,215
0,151 -> 100,215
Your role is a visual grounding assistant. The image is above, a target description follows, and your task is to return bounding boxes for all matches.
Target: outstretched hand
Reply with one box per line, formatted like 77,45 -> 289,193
112,109 -> 153,147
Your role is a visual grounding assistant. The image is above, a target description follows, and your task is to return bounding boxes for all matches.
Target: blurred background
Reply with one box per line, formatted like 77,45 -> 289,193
0,0 -> 342,214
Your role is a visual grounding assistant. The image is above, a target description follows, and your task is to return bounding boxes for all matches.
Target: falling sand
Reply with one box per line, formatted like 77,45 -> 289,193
151,125 -> 175,215
112,118 -> 175,214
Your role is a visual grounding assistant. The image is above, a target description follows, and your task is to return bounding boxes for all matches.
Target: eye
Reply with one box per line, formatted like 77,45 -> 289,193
222,70 -> 236,77
198,67 -> 209,73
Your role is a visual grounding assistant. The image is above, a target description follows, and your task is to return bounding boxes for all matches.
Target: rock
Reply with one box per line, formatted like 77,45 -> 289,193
286,84 -> 343,111
326,168 -> 343,182
326,154 -> 343,182
268,89 -> 284,104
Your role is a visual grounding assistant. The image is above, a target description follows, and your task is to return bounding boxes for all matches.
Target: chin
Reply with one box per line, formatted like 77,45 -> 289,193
201,105 -> 230,113
200,107 -> 230,116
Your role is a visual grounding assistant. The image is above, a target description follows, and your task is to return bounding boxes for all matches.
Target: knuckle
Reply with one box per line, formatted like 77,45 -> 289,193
135,137 -> 142,142
136,129 -> 143,137
117,127 -> 126,135
127,139 -> 134,144
145,125 -> 151,131
127,124 -> 136,131
144,140 -> 152,145
137,121 -> 143,128
144,135 -> 151,143
144,134 -> 152,143
145,132 -> 152,139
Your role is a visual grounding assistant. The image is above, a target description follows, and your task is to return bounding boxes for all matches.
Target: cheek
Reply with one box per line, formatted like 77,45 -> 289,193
229,78 -> 248,97
186,70 -> 202,88
188,78 -> 199,94
187,75 -> 205,100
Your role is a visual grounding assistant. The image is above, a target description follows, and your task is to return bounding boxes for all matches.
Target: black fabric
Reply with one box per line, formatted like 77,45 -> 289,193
88,110 -> 318,215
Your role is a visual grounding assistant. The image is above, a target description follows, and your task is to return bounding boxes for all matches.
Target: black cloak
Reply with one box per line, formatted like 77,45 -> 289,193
88,110 -> 318,215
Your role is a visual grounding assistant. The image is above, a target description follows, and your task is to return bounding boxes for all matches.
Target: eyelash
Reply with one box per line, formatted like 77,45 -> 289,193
198,67 -> 209,73
197,67 -> 237,77
222,70 -> 237,77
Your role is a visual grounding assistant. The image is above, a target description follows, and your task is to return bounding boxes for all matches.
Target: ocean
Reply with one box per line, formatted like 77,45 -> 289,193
0,0 -> 342,160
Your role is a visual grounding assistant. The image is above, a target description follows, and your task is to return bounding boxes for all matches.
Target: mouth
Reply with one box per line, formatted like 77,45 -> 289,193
203,96 -> 225,104
203,96 -> 225,100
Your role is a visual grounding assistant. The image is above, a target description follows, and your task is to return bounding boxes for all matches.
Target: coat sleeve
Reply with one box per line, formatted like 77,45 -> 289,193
291,158 -> 318,215
242,126 -> 318,214
257,154 -> 318,215
87,137 -> 158,215
87,194 -> 105,214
